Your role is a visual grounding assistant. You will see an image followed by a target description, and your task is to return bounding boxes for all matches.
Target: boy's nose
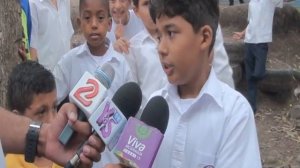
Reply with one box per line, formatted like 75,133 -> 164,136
158,38 -> 168,58
91,17 -> 98,29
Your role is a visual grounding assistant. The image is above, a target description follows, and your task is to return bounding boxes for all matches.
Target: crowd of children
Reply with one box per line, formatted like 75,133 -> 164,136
6,0 -> 285,167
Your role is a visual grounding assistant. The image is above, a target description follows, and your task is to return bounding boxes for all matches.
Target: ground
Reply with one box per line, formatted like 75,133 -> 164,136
219,1 -> 300,167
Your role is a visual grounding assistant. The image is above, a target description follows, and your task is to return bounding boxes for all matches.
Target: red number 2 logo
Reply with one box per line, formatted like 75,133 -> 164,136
74,79 -> 99,107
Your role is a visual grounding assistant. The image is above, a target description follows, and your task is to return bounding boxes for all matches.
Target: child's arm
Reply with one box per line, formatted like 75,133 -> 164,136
232,27 -> 247,40
29,1 -> 39,61
113,37 -> 130,54
29,47 -> 38,61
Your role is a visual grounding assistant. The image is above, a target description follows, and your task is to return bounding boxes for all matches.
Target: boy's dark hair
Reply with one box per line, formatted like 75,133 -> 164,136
132,0 -> 138,7
150,0 -> 219,51
79,0 -> 110,15
7,61 -> 56,114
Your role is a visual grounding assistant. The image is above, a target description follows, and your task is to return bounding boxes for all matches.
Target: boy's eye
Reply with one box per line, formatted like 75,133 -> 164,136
167,31 -> 175,38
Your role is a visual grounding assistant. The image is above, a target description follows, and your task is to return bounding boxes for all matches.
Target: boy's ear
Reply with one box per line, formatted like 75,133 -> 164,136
198,25 -> 213,51
108,17 -> 112,32
133,6 -> 139,17
77,17 -> 81,29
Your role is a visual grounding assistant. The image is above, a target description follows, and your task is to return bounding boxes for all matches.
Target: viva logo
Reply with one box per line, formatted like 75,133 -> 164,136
126,124 -> 152,152
74,79 -> 99,107
96,102 -> 121,138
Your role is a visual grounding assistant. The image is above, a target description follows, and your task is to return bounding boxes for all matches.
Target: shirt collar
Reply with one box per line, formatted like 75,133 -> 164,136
140,29 -> 158,45
160,68 -> 224,109
75,39 -> 122,63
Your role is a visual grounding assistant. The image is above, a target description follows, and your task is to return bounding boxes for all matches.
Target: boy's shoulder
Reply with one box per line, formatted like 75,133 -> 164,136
130,30 -> 155,49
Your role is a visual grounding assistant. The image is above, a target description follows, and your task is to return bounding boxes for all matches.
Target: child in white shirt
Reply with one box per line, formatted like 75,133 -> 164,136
29,0 -> 74,71
105,0 -> 262,167
106,0 -> 144,53
53,0 -> 133,105
124,0 -> 234,114
233,0 -> 283,112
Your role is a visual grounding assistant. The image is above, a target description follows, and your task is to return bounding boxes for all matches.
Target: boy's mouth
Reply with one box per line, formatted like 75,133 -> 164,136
90,33 -> 100,40
162,63 -> 174,76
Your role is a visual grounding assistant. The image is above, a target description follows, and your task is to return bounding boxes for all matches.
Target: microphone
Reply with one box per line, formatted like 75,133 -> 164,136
59,63 -> 115,145
65,82 -> 142,168
113,96 -> 169,168
88,82 -> 142,150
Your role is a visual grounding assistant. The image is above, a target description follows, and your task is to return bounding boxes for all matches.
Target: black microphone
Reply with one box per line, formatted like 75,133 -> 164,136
114,96 -> 169,168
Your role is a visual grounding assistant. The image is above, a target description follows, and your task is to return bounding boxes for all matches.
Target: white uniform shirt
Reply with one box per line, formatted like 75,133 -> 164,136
245,0 -> 283,43
151,69 -> 262,168
0,140 -> 5,168
106,10 -> 144,43
53,41 -> 134,104
213,25 -> 234,88
29,0 -> 74,71
126,29 -> 167,114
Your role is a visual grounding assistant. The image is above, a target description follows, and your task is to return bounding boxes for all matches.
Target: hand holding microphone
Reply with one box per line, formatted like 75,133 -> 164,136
59,63 -> 115,145
65,82 -> 142,168
114,96 -> 169,168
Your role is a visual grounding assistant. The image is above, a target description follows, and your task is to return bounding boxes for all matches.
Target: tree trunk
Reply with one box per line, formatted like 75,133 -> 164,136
0,0 -> 22,107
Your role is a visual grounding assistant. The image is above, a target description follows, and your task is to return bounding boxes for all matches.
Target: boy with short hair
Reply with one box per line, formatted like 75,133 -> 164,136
150,0 -> 261,167
125,0 -> 234,113
5,61 -> 61,168
233,0 -> 283,112
106,0 -> 262,167
107,0 -> 145,53
53,0 -> 133,105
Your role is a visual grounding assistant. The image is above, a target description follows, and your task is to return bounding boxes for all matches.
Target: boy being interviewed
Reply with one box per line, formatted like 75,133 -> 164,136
105,0 -> 262,167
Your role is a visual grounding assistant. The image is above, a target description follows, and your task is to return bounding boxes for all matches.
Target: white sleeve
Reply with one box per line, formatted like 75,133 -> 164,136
29,0 -> 38,49
215,98 -> 262,168
213,25 -> 234,88
53,59 -> 70,104
124,47 -> 138,82
271,0 -> 283,8
122,57 -> 135,83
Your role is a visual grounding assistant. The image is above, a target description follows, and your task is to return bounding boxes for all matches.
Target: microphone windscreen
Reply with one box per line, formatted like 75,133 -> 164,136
140,96 -> 169,134
112,82 -> 142,119
94,63 -> 115,89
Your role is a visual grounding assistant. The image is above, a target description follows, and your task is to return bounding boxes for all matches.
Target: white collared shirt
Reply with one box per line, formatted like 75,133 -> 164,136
213,25 -> 234,88
151,69 -> 262,168
53,41 -> 134,104
125,27 -> 234,116
29,0 -> 74,71
106,10 -> 145,43
125,29 -> 167,115
245,0 -> 283,43
0,140 -> 5,168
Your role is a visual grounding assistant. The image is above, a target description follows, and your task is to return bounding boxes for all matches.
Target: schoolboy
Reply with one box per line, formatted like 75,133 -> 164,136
106,0 -> 262,167
5,61 -> 61,168
124,0 -> 234,114
29,0 -> 74,71
107,0 -> 145,53
233,0 -> 283,112
53,0 -> 134,105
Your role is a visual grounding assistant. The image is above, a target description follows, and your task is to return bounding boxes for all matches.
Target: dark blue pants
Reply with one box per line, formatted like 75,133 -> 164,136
245,43 -> 268,112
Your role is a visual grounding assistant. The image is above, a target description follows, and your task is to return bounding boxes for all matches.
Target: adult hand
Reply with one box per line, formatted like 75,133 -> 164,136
40,103 -> 105,167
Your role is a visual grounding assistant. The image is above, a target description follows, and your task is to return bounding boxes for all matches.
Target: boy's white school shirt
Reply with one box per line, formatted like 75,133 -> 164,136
245,0 -> 283,43
106,9 -> 145,43
125,29 -> 168,116
29,0 -> 74,71
150,69 -> 262,168
53,41 -> 134,104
